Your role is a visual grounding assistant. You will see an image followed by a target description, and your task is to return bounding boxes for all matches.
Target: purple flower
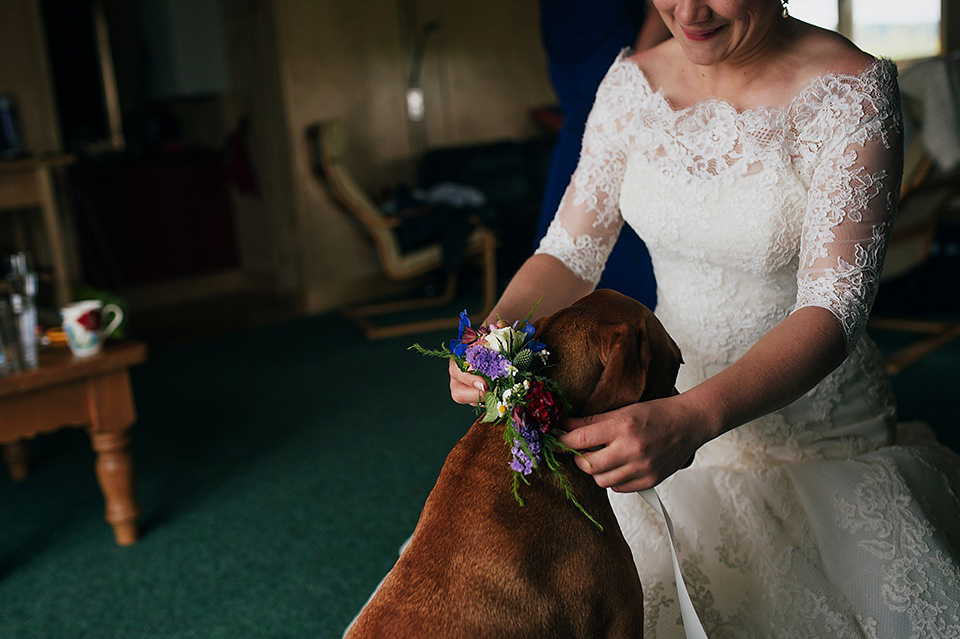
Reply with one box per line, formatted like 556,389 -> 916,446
465,343 -> 512,379
510,445 -> 535,475
519,425 -> 542,455
508,424 -> 542,476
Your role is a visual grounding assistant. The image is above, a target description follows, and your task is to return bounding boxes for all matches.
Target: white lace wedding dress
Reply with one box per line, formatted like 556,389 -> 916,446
537,53 -> 960,638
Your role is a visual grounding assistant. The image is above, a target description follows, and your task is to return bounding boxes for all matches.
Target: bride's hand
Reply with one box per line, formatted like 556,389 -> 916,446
449,358 -> 488,405
557,397 -> 709,492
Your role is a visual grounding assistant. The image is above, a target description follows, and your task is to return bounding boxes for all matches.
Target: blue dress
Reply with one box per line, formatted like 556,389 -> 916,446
536,0 -> 657,307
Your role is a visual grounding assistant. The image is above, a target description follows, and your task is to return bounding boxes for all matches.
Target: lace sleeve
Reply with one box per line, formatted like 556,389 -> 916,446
792,62 -> 904,352
534,58 -> 639,285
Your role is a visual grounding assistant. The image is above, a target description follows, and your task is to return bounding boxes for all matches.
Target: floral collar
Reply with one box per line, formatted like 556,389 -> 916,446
412,307 -> 600,528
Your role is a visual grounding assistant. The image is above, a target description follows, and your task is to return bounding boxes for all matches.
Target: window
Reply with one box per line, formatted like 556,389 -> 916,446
790,0 -> 942,60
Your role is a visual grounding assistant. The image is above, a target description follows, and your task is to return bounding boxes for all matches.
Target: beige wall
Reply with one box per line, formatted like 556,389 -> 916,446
0,0 -> 60,154
271,0 -> 554,312
0,0 -> 553,314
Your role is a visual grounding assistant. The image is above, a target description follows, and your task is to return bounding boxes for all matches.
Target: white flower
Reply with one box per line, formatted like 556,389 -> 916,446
483,326 -> 524,353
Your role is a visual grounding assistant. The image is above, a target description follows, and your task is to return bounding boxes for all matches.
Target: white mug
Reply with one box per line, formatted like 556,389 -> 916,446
61,300 -> 124,357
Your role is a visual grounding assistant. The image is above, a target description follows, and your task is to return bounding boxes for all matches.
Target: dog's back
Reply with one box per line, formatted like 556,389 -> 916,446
346,290 -> 681,638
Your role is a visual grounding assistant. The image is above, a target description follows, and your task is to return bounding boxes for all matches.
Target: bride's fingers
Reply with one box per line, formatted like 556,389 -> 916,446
449,378 -> 479,404
558,418 -> 609,451
449,358 -> 486,404
449,360 -> 485,391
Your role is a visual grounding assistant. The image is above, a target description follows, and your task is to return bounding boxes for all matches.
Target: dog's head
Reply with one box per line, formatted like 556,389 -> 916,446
533,289 -> 682,416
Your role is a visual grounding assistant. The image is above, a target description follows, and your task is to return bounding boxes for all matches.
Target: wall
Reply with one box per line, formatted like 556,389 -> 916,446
1,0 -> 553,314
269,0 -> 554,312
138,0 -> 231,100
946,0 -> 960,54
0,0 -> 60,155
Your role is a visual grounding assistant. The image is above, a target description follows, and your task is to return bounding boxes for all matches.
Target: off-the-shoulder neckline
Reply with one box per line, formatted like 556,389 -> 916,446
615,52 -> 894,116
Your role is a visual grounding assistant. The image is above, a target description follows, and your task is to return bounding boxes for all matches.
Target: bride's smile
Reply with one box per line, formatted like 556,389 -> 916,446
679,25 -> 724,41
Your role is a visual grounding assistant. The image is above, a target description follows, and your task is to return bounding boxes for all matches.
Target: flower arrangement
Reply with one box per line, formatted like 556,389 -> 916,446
411,306 -> 601,528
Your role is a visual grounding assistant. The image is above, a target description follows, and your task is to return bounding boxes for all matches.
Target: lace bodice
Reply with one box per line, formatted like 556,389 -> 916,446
537,54 -> 904,465
538,54 -> 902,355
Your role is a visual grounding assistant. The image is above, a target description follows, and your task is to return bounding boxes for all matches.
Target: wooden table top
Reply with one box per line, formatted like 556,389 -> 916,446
0,340 -> 147,399
0,155 -> 75,175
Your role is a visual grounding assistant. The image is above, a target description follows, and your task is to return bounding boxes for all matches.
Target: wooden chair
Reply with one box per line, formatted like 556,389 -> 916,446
306,121 -> 497,339
868,55 -> 960,375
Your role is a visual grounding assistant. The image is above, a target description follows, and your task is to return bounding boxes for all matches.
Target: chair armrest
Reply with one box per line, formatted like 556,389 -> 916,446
387,205 -> 434,220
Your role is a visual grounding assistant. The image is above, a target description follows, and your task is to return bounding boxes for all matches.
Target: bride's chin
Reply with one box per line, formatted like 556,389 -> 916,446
679,48 -> 726,67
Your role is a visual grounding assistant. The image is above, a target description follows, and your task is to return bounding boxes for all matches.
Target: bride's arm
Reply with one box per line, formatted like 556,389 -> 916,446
450,59 -> 639,405
682,307 -> 846,437
484,254 -> 593,326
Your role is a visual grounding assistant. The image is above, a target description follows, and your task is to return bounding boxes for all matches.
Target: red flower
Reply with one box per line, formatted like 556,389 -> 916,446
77,310 -> 101,332
521,380 -> 562,433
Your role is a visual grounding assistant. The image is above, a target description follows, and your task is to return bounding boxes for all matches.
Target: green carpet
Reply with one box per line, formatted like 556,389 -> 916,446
1,312 -> 468,638
0,307 -> 957,638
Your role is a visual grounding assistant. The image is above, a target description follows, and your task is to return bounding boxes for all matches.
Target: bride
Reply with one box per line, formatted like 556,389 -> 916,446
449,0 -> 960,636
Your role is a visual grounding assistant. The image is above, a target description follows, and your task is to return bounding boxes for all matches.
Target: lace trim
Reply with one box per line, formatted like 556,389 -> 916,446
535,215 -> 616,285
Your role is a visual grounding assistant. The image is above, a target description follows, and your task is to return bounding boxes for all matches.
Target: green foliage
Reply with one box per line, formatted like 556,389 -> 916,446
408,343 -> 451,359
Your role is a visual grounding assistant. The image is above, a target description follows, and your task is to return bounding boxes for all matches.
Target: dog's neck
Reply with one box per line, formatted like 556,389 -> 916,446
418,417 -> 618,533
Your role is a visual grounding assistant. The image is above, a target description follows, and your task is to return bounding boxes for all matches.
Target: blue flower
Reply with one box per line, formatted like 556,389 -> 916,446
518,322 -> 546,352
449,309 -> 476,357
526,338 -> 546,353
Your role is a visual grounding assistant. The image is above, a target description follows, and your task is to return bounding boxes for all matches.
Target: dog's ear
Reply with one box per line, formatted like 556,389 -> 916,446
582,322 -> 648,415
638,315 -> 683,402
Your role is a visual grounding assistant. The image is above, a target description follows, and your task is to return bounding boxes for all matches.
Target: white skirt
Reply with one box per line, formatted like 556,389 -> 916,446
610,420 -> 960,638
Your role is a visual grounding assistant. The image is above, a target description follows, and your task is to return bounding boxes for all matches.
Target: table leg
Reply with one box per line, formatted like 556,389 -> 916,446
88,429 -> 139,546
3,440 -> 29,481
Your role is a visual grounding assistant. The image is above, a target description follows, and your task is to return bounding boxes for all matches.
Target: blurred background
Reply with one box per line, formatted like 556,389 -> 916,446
0,0 -> 561,345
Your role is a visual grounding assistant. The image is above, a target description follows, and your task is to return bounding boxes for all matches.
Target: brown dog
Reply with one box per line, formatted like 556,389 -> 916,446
345,289 -> 682,638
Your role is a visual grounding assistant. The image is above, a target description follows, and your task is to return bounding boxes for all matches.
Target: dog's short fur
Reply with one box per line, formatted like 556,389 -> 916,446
346,290 -> 682,638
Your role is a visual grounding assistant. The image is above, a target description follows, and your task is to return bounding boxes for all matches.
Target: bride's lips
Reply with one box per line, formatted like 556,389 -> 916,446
681,25 -> 724,41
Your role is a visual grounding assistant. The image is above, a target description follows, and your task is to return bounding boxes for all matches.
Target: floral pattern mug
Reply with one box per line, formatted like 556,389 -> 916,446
61,300 -> 124,357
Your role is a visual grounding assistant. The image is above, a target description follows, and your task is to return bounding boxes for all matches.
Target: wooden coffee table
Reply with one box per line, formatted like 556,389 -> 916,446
0,340 -> 147,546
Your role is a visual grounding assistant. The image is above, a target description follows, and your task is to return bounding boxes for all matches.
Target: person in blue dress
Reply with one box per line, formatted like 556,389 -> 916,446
535,0 -> 670,307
